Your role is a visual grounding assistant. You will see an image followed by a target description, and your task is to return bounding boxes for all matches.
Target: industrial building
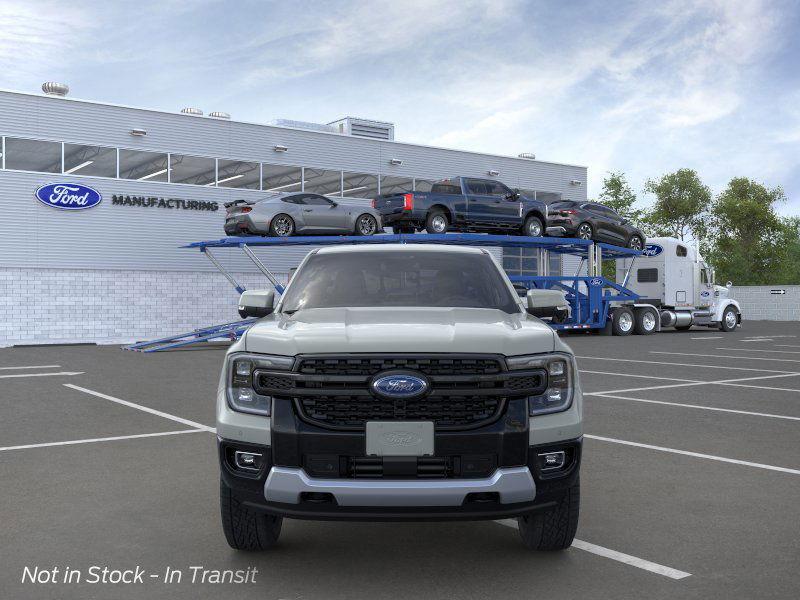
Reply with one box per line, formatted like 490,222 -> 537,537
0,85 -> 587,346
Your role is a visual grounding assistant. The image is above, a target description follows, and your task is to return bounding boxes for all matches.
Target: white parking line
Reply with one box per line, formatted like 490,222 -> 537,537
0,371 -> 84,379
588,372 -> 800,396
585,434 -> 800,475
0,364 -> 61,370
740,339 -> 773,342
776,344 -> 800,349
587,393 -> 800,421
690,336 -> 723,340
64,384 -> 216,433
651,351 -> 800,364
580,370 -> 701,383
494,520 -> 691,579
716,348 -> 800,354
0,429 -> 204,453
575,355 -> 797,374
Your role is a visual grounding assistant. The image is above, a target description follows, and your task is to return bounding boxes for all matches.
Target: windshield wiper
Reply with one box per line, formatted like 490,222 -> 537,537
282,309 -> 299,316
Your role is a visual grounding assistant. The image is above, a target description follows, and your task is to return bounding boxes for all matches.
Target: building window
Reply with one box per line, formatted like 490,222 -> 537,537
169,154 -> 216,186
119,149 -> 169,182
217,159 -> 260,189
262,164 -> 302,193
63,144 -> 117,177
304,168 -> 342,196
342,172 -> 378,199
502,249 -> 562,277
414,178 -> 436,192
379,175 -> 413,195
4,137 -> 61,173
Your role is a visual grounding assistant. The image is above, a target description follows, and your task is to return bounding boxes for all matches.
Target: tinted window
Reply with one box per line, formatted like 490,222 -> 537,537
677,245 -> 688,257
263,164 -> 302,193
430,179 -> 462,194
5,138 -> 61,173
64,144 -> 117,177
342,172 -> 379,198
217,159 -> 259,189
549,201 -> 577,210
304,168 -> 342,196
281,195 -> 305,205
637,268 -> 658,283
304,195 -> 334,206
281,251 -> 519,313
465,179 -> 489,195
119,149 -> 168,182
485,181 -> 512,197
414,179 -> 436,192
380,175 -> 413,195
170,154 -> 215,186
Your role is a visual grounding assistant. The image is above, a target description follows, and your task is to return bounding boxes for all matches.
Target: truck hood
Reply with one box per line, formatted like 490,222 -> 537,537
243,307 -> 555,356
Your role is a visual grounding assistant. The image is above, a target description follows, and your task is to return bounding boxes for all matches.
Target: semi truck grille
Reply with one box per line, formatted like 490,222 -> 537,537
253,354 -> 547,431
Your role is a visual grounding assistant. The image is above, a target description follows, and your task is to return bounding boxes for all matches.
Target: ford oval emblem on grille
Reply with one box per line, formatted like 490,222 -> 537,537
370,372 -> 429,399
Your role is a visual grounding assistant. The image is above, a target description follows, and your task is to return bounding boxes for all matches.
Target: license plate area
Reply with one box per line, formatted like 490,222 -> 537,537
365,421 -> 434,457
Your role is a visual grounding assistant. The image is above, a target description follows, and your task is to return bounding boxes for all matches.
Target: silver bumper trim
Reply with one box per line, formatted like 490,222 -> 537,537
264,466 -> 536,507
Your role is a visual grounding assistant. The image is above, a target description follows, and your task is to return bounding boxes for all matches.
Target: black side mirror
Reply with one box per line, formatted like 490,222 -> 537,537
238,290 -> 275,319
329,201 -> 338,208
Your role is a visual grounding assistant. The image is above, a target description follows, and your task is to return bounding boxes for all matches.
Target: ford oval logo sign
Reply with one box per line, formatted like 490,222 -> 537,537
642,244 -> 663,257
35,183 -> 102,210
371,373 -> 429,399
588,277 -> 603,286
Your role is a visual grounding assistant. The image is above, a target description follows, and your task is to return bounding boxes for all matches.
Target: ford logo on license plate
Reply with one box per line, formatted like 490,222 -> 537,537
35,183 -> 102,210
370,372 -> 429,399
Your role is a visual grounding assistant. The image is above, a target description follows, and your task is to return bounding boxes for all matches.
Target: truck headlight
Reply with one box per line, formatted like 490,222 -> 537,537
507,353 -> 575,415
225,353 -> 293,416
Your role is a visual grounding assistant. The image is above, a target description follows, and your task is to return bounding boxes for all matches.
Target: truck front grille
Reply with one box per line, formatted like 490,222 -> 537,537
254,354 -> 547,431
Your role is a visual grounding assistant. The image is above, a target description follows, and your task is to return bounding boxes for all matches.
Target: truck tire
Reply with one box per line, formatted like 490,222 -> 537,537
719,306 -> 739,332
522,215 -> 544,237
634,308 -> 657,335
611,307 -> 634,336
518,480 -> 580,551
425,210 -> 449,234
220,479 -> 282,551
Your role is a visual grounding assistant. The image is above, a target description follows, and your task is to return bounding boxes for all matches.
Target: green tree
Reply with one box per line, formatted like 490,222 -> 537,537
598,171 -> 644,228
706,177 -> 795,285
642,169 -> 711,241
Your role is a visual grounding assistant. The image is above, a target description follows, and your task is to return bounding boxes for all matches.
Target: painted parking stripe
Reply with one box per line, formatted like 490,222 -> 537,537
587,393 -> 800,421
0,371 -> 84,379
494,520 -> 691,579
0,364 -> 61,370
64,384 -> 216,433
715,347 -> 800,354
580,370 -> 702,383
651,351 -> 800,364
585,434 -> 800,475
588,372 -> 800,396
575,355 -> 797,374
0,429 -> 204,453
690,336 -> 723,340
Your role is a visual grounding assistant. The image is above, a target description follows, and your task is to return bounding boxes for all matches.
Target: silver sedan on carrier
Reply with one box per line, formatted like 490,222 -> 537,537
224,192 -> 383,237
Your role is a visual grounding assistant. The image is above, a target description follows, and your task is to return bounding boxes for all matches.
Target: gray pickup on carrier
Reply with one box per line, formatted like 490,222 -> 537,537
216,244 -> 582,551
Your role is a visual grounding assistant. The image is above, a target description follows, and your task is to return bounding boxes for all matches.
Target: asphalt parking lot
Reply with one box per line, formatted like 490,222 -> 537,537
1,321 -> 799,600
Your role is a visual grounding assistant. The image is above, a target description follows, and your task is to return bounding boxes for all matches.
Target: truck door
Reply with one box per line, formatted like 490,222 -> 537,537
465,179 -> 519,228
697,262 -> 714,308
464,179 -> 493,226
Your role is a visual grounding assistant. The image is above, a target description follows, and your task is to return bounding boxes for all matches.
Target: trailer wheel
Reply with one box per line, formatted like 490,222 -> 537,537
634,308 -> 657,335
719,306 -> 739,332
612,307 -> 634,336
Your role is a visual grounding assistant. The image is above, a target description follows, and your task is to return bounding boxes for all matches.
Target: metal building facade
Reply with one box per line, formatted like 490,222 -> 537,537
0,89 -> 587,345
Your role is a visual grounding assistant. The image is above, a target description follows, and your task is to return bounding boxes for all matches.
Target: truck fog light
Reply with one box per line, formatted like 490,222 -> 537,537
234,451 -> 263,471
538,451 -> 566,472
237,388 -> 254,404
546,388 -> 562,402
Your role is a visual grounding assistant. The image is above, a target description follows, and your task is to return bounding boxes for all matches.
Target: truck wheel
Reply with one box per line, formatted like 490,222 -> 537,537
719,306 -> 739,332
354,213 -> 378,236
425,210 -> 449,234
634,308 -> 657,335
522,215 -> 544,237
611,307 -> 634,336
269,214 -> 294,237
220,479 -> 282,551
518,480 -> 580,551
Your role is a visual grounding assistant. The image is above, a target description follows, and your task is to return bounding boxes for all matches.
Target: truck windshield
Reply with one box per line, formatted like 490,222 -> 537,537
281,250 -> 520,313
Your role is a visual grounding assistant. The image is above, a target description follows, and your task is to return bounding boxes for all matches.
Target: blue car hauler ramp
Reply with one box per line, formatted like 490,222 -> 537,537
125,234 -> 641,352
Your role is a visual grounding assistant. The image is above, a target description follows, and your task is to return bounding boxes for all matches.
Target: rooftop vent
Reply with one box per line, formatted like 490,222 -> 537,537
328,117 -> 394,141
180,107 -> 203,116
209,111 -> 230,119
269,119 -> 337,134
518,152 -> 536,160
42,82 -> 69,97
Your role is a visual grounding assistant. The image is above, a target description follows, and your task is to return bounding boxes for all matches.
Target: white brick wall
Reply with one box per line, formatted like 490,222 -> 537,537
0,268 -> 287,347
729,286 -> 800,321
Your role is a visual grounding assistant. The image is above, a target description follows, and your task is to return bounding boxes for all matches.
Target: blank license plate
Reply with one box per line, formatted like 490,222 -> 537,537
365,421 -> 434,457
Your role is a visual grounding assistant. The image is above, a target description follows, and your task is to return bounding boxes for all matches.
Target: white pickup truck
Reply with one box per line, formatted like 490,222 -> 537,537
216,244 -> 582,551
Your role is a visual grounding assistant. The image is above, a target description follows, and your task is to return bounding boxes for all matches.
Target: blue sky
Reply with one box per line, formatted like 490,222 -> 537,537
2,0 -> 799,213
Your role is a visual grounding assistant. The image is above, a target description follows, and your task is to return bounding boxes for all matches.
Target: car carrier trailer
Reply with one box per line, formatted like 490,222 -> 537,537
124,233 -> 741,352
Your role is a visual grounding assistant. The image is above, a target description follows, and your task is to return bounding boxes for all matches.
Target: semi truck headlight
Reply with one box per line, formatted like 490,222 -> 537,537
225,353 -> 293,416
507,353 -> 575,416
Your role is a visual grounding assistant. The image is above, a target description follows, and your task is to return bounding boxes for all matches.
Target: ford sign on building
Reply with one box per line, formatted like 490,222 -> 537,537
0,86 -> 585,346
35,183 -> 102,210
